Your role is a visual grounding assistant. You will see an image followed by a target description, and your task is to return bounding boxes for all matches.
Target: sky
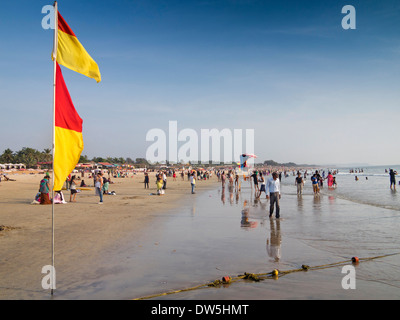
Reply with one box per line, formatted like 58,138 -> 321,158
0,0 -> 399,166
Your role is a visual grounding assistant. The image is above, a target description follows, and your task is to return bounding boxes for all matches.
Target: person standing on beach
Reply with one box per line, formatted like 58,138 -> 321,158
190,172 -> 196,194
156,174 -> 164,195
144,172 -> 149,189
389,169 -> 397,190
251,171 -> 259,194
266,172 -> 281,219
39,173 -> 52,204
69,175 -> 78,202
102,176 -> 109,195
65,174 -> 71,190
162,171 -> 167,190
221,171 -> 226,188
295,172 -> 304,195
95,172 -> 104,204
258,172 -> 266,198
234,173 -> 239,190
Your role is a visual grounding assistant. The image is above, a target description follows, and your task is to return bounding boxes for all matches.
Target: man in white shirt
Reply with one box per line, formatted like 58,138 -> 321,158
190,173 -> 196,194
266,172 -> 281,218
162,172 -> 167,189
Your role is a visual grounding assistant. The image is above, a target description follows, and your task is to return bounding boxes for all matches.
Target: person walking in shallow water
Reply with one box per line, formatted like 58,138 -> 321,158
295,172 -> 304,196
311,173 -> 320,195
389,169 -> 397,190
266,172 -> 281,219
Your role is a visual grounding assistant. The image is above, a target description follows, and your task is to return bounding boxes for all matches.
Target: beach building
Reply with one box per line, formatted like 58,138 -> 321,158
0,163 -> 26,170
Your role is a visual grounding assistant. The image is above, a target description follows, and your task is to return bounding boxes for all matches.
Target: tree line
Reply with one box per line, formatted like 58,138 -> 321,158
0,147 -> 150,168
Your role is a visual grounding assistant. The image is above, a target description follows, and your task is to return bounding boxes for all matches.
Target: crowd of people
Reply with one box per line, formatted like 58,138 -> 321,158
35,170 -> 116,205
33,165 -> 398,210
149,169 -> 212,195
306,170 -> 337,196
32,166 -> 333,215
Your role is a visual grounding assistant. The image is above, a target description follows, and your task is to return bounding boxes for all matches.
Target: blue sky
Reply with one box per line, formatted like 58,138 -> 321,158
0,0 -> 399,166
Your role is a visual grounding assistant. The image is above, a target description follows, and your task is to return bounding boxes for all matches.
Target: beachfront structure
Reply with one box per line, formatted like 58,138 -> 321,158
0,163 -> 26,170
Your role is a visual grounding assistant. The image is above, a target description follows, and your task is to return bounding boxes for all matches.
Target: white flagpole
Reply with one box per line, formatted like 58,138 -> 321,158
51,0 -> 58,296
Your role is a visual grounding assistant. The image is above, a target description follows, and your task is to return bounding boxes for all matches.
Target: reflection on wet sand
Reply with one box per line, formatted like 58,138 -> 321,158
229,185 -> 234,205
220,187 -> 225,205
267,219 -> 281,262
313,194 -> 321,212
221,185 -> 242,206
240,200 -> 258,228
297,195 -> 304,213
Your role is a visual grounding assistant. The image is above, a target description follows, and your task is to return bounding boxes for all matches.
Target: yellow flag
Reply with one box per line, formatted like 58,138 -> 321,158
56,12 -> 101,82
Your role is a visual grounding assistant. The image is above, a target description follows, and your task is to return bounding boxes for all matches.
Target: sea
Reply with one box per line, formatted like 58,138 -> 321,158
314,165 -> 400,212
58,165 -> 400,300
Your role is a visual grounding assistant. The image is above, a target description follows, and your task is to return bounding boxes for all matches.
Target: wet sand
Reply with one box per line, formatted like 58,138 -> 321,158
62,179 -> 400,300
2,172 -> 400,300
0,172 -> 217,299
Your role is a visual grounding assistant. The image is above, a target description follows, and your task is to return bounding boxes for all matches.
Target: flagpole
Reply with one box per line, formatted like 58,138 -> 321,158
51,0 -> 58,296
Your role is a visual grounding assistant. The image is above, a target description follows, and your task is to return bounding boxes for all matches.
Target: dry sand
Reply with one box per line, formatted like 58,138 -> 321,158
0,171 -> 218,299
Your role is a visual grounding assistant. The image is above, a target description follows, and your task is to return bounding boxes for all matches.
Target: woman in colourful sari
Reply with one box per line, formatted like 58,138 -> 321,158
39,173 -> 52,204
327,172 -> 334,188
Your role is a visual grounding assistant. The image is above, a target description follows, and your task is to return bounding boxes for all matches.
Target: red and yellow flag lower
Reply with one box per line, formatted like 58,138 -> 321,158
56,12 -> 101,82
54,62 -> 84,191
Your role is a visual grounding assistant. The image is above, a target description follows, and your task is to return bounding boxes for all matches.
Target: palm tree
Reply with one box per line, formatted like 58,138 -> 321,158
0,148 -> 15,163
15,147 -> 40,168
42,148 -> 52,162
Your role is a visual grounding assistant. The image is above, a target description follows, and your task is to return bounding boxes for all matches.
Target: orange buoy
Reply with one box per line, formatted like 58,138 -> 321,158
352,256 -> 359,263
222,276 -> 231,283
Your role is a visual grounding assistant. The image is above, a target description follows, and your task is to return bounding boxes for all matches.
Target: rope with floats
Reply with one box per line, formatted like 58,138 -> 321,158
132,253 -> 400,300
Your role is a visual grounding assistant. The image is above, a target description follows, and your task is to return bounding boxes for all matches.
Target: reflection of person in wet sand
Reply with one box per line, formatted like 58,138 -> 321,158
235,174 -> 239,191
241,205 -> 250,227
228,184 -> 234,205
241,200 -> 257,228
221,187 -> 225,205
266,219 -> 281,262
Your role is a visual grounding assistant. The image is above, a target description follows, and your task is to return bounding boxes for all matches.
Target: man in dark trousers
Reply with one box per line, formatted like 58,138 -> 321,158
266,172 -> 281,219
389,169 -> 397,190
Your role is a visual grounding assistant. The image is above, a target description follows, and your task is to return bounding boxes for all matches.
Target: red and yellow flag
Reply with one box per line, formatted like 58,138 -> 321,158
53,62 -> 84,191
56,12 -> 101,82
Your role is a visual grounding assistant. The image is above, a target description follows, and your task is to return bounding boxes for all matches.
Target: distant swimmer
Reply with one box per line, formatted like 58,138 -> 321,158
389,169 -> 397,190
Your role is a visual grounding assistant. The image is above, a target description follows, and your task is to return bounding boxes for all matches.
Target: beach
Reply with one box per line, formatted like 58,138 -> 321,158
0,171 -> 217,299
1,166 -> 400,300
